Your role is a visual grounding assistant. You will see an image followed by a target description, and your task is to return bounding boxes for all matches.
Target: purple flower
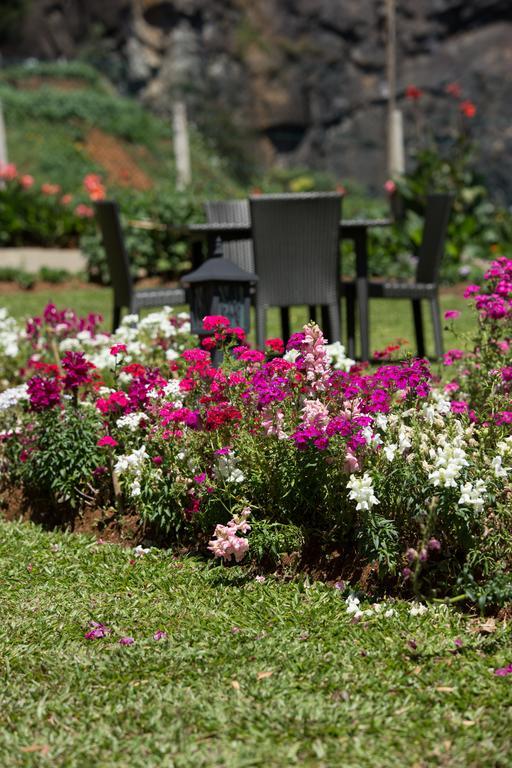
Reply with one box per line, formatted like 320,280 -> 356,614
119,636 -> 134,646
153,630 -> 167,641
454,638 -> 463,648
428,538 -> 441,552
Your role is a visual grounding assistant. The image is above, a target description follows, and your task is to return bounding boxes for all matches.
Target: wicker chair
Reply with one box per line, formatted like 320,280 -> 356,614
204,199 -> 254,272
94,201 -> 185,331
249,193 -> 343,347
342,194 -> 453,359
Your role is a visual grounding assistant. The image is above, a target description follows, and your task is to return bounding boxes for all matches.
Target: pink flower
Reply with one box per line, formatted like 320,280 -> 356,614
97,435 -> 118,447
208,509 -> 251,563
444,310 -> 460,320
75,203 -> 94,218
119,636 -> 134,646
153,630 -> 167,641
60,193 -> 73,205
343,451 -> 360,474
202,315 -> 231,332
255,575 -> 266,583
20,174 -> 34,189
450,400 -> 468,414
41,182 -> 61,196
110,344 -> 127,356
83,173 -> 106,201
384,179 -> 397,195
0,162 -> 17,180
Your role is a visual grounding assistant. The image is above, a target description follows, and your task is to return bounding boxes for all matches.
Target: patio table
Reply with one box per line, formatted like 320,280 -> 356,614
188,219 -> 392,361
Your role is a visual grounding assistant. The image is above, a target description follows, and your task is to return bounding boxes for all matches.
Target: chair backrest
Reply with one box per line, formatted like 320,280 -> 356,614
415,194 -> 454,285
249,192 -> 342,306
204,199 -> 254,272
94,200 -> 133,307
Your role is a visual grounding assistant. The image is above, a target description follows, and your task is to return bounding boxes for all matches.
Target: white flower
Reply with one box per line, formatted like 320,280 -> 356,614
409,603 -> 428,616
213,450 -> 245,484
374,413 -> 388,432
131,479 -> 142,497
458,479 -> 486,512
428,436 -> 468,488
133,544 -> 151,556
283,348 -> 301,364
384,608 -> 395,618
325,341 -> 355,372
398,426 -> 412,453
0,384 -> 28,411
491,455 -> 509,478
347,472 -> 379,511
114,446 -> 148,477
383,443 -> 397,462
345,595 -> 362,618
116,412 -> 146,432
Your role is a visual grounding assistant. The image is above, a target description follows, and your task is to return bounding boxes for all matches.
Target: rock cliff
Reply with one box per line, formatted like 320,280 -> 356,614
6,0 -> 512,197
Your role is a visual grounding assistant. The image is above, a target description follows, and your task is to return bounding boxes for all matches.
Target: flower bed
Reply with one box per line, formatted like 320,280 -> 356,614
0,259 -> 511,606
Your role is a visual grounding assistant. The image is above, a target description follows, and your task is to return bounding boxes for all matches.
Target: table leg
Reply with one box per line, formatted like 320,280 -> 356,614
354,230 -> 370,362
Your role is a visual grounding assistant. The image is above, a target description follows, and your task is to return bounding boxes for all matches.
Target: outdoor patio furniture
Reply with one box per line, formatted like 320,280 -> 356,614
94,200 -> 185,331
249,192 -> 343,348
204,199 -> 254,272
342,194 -> 453,359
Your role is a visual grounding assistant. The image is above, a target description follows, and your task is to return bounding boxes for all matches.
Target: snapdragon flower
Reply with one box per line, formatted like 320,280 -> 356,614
458,480 -> 486,512
347,472 -> 379,511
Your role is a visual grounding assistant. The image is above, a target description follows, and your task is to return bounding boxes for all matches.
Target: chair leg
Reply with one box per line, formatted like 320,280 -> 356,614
112,305 -> 122,333
326,302 -> 340,343
411,299 -> 425,358
319,305 -> 331,340
430,295 -> 444,359
345,287 -> 356,360
280,307 -> 290,344
308,305 -> 317,323
256,304 -> 266,349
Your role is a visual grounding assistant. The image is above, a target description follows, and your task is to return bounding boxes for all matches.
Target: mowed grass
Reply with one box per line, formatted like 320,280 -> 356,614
0,520 -> 511,767
0,284 -> 474,357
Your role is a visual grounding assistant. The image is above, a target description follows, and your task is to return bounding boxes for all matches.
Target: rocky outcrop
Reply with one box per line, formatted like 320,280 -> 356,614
6,0 -> 512,197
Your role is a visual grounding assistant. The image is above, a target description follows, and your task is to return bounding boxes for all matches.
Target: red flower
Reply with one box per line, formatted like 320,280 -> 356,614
460,100 -> 476,118
445,82 -> 462,99
405,85 -> 423,101
75,203 -> 94,218
265,338 -> 285,355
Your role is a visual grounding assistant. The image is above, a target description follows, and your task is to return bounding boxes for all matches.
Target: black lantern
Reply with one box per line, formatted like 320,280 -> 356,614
181,238 -> 258,339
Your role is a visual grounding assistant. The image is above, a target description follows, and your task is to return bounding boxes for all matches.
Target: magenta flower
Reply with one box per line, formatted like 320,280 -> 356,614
61,351 -> 94,390
444,310 -> 460,320
463,284 -> 480,299
110,344 -> 127,356
84,621 -> 110,640
202,315 -> 230,332
97,435 -> 118,447
153,630 -> 167,641
119,636 -> 134,646
494,664 -> 512,677
27,376 -> 61,412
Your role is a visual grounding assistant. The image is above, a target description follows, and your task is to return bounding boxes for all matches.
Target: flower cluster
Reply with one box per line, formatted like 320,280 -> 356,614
208,509 -> 251,563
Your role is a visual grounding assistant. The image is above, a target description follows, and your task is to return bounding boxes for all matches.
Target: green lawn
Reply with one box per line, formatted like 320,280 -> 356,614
0,520 -> 510,767
0,285 -> 475,357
